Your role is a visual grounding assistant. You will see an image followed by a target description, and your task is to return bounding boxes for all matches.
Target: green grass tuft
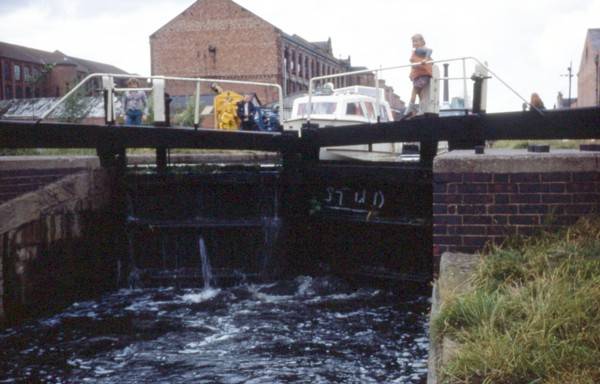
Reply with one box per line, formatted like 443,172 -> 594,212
433,217 -> 600,383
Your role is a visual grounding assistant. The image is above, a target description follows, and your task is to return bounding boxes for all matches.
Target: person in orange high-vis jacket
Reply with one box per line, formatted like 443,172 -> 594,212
406,34 -> 433,118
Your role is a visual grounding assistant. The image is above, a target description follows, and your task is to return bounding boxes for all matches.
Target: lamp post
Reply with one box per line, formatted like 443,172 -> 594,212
561,61 -> 573,108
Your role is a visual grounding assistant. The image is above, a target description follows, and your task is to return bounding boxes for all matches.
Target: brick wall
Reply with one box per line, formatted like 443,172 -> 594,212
150,0 -> 281,99
433,150 -> 600,265
0,167 -> 115,326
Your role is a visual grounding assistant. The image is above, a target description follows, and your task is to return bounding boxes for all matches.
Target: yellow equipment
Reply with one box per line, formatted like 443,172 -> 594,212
212,83 -> 243,130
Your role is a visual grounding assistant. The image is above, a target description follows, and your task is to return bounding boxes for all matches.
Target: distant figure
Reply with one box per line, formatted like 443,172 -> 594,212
530,93 -> 545,111
406,34 -> 433,118
236,94 -> 256,131
122,78 -> 147,125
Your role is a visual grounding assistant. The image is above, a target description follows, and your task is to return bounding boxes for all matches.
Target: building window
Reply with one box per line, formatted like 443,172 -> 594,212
5,85 -> 12,99
16,86 -> 23,98
291,51 -> 295,74
34,87 -> 40,98
25,87 -> 32,98
3,62 -> 11,81
14,65 -> 21,81
305,57 -> 309,79
24,66 -> 31,82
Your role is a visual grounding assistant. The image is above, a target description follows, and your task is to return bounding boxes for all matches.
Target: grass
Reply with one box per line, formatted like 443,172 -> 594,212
432,218 -> 600,384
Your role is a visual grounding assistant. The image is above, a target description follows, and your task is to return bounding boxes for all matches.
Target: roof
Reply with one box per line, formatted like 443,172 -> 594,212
588,28 -> 600,50
0,41 -> 128,74
282,34 -> 340,62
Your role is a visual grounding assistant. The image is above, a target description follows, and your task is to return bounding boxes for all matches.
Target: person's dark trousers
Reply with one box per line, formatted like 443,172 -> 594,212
241,121 -> 255,131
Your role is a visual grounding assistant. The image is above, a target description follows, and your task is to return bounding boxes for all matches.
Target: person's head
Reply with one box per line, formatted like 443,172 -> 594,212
530,92 -> 544,108
244,94 -> 252,102
127,78 -> 139,88
411,34 -> 426,48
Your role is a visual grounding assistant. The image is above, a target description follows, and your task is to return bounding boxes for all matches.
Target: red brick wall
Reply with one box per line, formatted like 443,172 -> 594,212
48,63 -> 77,97
433,170 -> 600,259
150,0 -> 281,100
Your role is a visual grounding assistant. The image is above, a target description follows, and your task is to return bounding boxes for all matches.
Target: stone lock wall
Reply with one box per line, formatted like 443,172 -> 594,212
0,158 -> 117,325
433,149 -> 600,268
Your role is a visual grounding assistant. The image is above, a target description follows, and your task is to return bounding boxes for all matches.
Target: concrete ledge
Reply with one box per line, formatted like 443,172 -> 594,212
434,149 -> 600,173
0,156 -> 100,171
428,252 -> 480,384
0,169 -> 111,235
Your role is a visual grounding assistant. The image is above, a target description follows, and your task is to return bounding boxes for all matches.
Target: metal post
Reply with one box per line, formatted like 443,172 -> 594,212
561,62 -> 573,108
462,58 -> 469,109
443,63 -> 449,103
194,81 -> 201,130
471,75 -> 484,114
568,62 -> 572,105
156,147 -> 167,173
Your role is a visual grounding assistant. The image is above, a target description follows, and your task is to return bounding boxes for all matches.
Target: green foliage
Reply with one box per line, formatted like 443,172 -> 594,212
55,88 -> 94,123
433,218 -> 600,384
173,99 -> 204,127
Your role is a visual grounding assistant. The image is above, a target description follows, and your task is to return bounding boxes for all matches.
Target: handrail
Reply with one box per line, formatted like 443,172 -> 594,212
39,73 -> 284,123
305,56 -> 541,124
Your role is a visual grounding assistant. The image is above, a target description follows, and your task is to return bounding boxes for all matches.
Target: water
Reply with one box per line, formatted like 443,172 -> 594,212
0,276 -> 430,383
198,235 -> 214,289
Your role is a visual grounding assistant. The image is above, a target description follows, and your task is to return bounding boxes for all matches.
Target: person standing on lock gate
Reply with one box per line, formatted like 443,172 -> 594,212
237,94 -> 257,131
122,78 -> 147,125
405,33 -> 433,119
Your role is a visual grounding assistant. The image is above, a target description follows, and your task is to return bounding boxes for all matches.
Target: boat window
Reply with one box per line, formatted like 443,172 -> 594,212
345,102 -> 364,116
297,102 -> 337,116
379,106 -> 390,122
364,102 -> 376,120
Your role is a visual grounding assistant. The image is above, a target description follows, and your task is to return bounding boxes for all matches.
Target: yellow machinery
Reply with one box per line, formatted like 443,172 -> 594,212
211,83 -> 243,130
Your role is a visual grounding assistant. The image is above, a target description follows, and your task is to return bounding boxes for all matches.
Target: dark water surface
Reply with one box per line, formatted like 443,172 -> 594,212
0,276 -> 429,383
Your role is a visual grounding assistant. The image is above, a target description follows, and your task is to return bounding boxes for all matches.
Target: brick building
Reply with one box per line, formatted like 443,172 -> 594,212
577,28 -> 600,107
150,0 -> 399,106
0,41 -> 128,101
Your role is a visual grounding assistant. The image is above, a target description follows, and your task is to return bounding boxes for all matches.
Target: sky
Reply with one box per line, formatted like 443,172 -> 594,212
0,0 -> 598,112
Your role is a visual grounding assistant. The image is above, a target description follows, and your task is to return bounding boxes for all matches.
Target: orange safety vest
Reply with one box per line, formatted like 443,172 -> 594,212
409,51 -> 433,80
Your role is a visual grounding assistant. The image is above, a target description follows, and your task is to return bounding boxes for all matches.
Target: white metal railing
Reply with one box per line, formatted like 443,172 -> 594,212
305,56 -> 539,124
40,73 -> 284,127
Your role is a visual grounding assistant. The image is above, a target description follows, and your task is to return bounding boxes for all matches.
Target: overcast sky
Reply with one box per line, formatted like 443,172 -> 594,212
0,0 -> 598,112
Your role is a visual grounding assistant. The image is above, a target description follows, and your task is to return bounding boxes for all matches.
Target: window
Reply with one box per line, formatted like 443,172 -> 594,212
15,86 -> 22,98
24,66 -> 31,82
5,85 -> 12,99
14,65 -> 21,81
25,87 -> 32,98
32,67 -> 40,81
34,87 -> 40,98
364,102 -> 376,120
346,102 -> 364,116
3,62 -> 11,81
297,102 -> 337,116
379,106 -> 390,122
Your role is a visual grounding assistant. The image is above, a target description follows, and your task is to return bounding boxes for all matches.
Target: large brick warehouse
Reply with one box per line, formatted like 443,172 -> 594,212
150,0 -> 387,104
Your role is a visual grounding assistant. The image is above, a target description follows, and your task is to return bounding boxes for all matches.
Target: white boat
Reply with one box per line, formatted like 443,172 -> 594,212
284,85 -> 401,160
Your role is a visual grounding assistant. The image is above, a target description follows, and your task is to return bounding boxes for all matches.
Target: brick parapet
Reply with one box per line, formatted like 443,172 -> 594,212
433,150 -> 600,261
